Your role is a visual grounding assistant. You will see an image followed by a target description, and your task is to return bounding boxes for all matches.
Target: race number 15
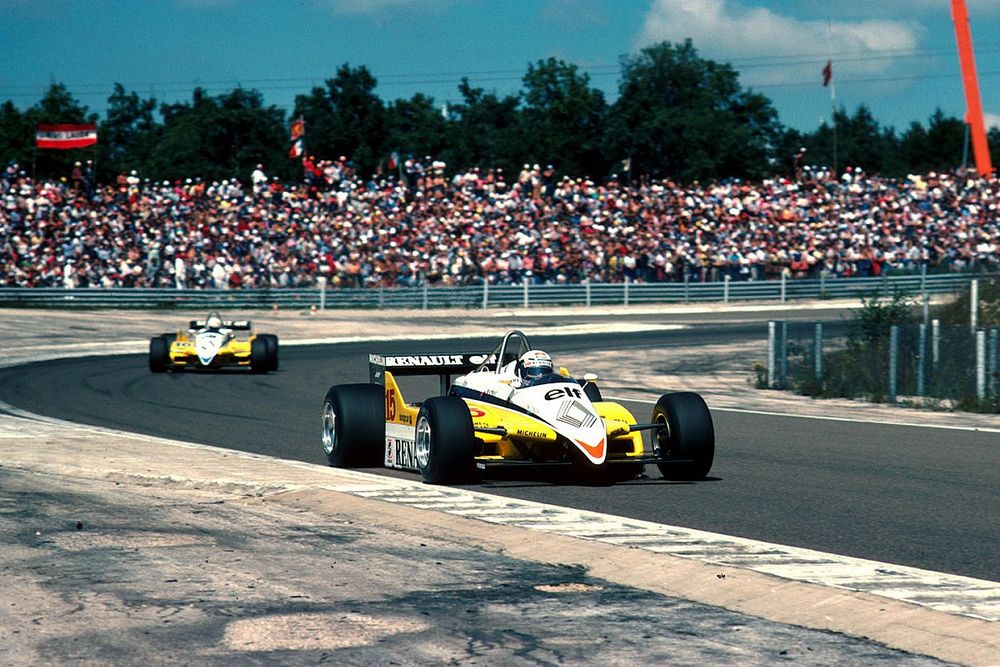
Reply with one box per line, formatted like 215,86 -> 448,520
385,388 -> 396,421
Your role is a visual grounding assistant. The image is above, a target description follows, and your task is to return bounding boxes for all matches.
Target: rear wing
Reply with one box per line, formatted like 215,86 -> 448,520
369,352 -> 496,395
188,320 -> 252,330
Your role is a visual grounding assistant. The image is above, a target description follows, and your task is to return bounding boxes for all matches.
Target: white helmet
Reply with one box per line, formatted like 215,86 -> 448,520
206,315 -> 223,329
517,350 -> 553,384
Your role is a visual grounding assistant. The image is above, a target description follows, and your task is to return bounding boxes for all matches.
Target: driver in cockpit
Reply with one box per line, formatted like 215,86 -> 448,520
515,350 -> 554,387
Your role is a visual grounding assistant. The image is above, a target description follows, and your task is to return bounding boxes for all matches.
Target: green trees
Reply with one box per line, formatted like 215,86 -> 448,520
605,40 -> 782,181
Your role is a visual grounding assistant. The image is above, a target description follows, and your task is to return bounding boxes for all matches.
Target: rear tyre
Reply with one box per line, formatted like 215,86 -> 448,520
250,337 -> 270,373
653,392 -> 714,481
321,384 -> 385,467
148,335 -> 171,372
415,397 -> 477,485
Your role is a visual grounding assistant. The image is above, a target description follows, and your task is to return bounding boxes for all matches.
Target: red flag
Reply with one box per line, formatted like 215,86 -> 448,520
290,117 -> 305,141
36,124 -> 97,149
289,138 -> 304,159
822,60 -> 832,87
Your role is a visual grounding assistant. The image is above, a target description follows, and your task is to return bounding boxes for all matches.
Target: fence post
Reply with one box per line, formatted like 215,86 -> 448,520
920,263 -> 927,293
482,280 -> 489,309
932,318 -> 940,366
318,277 -> 327,311
522,277 -> 529,309
970,279 -> 979,332
378,284 -> 385,309
814,322 -> 823,381
922,290 -> 930,327
778,321 -> 788,388
917,322 -> 926,397
820,271 -> 826,298
990,329 -> 998,398
780,272 -> 786,303
889,325 -> 899,403
723,275 -> 730,304
976,329 -> 986,401
422,282 -> 428,310
684,274 -> 690,304
767,321 -> 777,388
585,278 -> 591,308
624,276 -> 630,307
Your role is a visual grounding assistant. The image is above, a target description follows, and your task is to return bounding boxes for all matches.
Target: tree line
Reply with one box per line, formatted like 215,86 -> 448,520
2,40 -> 998,184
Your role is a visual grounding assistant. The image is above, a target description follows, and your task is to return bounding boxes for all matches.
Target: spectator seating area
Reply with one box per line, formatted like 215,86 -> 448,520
2,158 -> 998,289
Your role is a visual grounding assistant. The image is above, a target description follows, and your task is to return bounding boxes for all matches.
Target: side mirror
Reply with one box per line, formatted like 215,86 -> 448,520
583,373 -> 598,383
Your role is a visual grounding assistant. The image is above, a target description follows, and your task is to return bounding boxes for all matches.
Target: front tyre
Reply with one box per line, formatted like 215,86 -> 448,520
250,337 -> 270,373
415,397 -> 477,485
149,335 -> 171,372
321,384 -> 384,467
260,334 -> 279,371
653,392 -> 714,481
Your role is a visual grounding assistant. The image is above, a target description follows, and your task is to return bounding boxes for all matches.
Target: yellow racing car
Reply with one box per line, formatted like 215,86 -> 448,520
148,312 -> 278,373
321,330 -> 714,484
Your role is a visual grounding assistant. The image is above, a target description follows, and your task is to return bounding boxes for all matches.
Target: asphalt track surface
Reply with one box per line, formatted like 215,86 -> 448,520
2,324 -> 997,585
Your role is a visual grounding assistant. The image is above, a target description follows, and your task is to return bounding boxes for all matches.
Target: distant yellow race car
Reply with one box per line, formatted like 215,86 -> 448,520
148,311 -> 278,373
321,330 -> 714,485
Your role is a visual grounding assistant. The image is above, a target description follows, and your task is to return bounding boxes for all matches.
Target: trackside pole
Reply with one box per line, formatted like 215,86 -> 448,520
814,323 -> 823,381
970,279 -> 979,332
585,278 -> 591,308
778,321 -> 788,388
932,319 -> 941,366
990,329 -> 999,397
780,272 -> 786,303
318,277 -> 327,311
482,280 -> 489,309
767,321 -> 777,388
624,276 -> 630,307
523,278 -> 529,309
917,323 -> 927,397
976,329 -> 986,400
889,325 -> 899,403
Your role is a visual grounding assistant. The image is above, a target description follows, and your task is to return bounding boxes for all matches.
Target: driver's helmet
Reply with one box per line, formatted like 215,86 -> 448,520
206,315 -> 223,329
516,350 -> 553,384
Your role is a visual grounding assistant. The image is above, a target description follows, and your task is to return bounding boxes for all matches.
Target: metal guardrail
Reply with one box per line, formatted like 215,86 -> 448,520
0,273 -> 988,310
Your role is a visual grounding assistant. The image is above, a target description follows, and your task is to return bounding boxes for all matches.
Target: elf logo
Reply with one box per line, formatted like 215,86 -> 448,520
544,387 -> 583,401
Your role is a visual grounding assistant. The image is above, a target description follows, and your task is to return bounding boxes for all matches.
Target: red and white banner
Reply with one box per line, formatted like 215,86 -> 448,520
36,124 -> 98,150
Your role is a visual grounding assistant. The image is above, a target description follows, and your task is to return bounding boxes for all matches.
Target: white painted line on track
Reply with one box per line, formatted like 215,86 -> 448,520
607,395 -> 1000,434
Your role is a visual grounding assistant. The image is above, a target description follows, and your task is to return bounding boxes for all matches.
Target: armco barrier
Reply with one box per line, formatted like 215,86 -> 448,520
0,272 -> 987,310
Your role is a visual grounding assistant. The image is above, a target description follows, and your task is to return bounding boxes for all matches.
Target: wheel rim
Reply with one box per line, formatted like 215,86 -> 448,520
654,413 -> 671,455
415,414 -> 432,469
322,401 -> 337,455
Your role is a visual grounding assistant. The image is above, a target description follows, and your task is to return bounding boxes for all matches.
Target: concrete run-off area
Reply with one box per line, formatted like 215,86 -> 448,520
1,304 -> 998,665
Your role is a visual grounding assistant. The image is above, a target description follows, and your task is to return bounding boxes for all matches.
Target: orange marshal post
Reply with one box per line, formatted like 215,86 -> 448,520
951,0 -> 993,176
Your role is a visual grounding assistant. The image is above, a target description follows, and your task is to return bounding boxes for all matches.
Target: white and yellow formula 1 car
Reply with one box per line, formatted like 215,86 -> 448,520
321,330 -> 714,484
148,311 -> 278,373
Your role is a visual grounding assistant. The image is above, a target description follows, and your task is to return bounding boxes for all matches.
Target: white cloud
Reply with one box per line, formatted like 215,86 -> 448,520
636,0 -> 921,85
985,113 -> 1000,130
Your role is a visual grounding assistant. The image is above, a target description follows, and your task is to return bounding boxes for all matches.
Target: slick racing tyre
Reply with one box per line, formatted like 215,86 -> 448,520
259,334 -> 279,371
652,392 -> 715,481
250,336 -> 270,374
148,335 -> 172,373
321,384 -> 384,468
415,396 -> 477,485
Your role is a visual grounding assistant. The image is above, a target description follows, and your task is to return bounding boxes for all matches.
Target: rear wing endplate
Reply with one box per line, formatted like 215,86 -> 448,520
369,352 -> 496,395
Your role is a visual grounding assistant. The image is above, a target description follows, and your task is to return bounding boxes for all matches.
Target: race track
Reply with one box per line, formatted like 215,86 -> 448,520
2,326 -> 997,583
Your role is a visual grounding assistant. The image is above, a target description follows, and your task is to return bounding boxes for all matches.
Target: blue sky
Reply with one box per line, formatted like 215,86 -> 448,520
2,0 -> 1000,134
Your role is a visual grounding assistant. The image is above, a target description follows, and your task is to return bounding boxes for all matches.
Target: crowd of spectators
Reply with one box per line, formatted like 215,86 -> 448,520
2,155 -> 999,289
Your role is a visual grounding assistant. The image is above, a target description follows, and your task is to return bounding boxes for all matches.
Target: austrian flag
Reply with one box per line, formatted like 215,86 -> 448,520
36,124 -> 98,150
